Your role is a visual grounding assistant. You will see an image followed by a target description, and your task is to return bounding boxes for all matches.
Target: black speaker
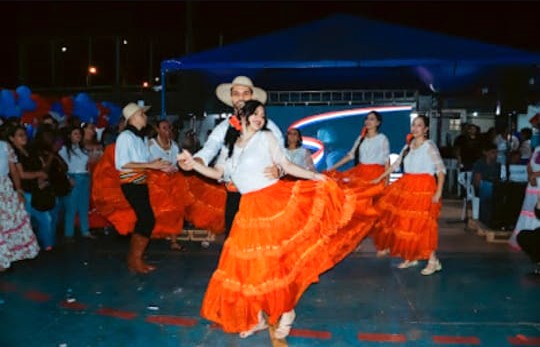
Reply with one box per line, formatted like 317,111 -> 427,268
479,181 -> 527,230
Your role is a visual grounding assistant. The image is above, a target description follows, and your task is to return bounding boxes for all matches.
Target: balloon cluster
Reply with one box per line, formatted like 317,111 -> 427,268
0,85 -> 123,128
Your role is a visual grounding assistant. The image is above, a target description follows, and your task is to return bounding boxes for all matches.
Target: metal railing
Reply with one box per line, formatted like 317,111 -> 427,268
267,89 -> 418,106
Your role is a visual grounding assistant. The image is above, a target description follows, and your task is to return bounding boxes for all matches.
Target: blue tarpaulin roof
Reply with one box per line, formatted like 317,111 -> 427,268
161,14 -> 540,93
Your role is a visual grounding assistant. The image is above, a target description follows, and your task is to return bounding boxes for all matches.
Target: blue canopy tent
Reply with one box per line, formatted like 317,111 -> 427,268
161,13 -> 540,117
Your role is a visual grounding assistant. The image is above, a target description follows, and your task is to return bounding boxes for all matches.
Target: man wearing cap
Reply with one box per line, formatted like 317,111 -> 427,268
180,76 -> 283,235
116,103 -> 171,274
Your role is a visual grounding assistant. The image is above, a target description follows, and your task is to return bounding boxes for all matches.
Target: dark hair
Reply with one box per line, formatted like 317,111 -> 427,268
353,111 -> 383,165
6,124 -> 26,145
400,115 -> 430,170
224,100 -> 267,158
521,127 -> 532,140
33,124 -> 56,153
64,126 -> 86,160
285,127 -> 303,148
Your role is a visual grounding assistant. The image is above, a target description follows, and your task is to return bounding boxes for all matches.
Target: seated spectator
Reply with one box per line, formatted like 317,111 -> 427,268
472,142 -> 500,195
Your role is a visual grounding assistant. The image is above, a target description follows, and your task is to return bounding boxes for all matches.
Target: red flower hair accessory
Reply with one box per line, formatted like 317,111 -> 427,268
406,133 -> 413,144
360,126 -> 367,138
229,115 -> 242,131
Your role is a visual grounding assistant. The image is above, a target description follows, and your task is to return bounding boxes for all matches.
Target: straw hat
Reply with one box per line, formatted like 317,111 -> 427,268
122,102 -> 151,121
215,76 -> 267,107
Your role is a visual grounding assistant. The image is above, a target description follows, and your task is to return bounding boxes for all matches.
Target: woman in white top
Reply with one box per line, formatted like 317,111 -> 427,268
178,100 -> 374,340
0,139 -> 39,271
372,115 -> 446,276
59,127 -> 93,240
284,128 -> 316,172
327,111 -> 390,251
148,119 -> 185,251
148,120 -> 181,166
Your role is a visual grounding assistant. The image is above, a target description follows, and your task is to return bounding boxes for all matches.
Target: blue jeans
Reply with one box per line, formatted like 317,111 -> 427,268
63,173 -> 90,237
24,192 -> 56,249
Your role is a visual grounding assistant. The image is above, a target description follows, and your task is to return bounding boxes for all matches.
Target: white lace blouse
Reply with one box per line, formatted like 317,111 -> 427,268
216,131 -> 286,194
392,139 -> 446,175
347,133 -> 390,165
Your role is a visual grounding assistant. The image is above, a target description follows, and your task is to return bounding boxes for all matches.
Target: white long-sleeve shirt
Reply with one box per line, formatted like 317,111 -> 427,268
115,130 -> 151,171
391,140 -> 446,175
194,116 -> 283,166
216,131 -> 287,194
58,145 -> 89,173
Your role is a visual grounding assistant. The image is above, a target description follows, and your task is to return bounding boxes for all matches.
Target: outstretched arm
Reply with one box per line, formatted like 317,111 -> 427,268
281,159 -> 325,181
178,150 -> 224,180
328,153 -> 353,171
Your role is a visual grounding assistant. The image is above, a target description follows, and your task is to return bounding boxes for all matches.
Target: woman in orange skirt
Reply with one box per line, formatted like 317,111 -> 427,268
372,115 -> 446,276
178,100 -> 372,340
326,111 -> 390,252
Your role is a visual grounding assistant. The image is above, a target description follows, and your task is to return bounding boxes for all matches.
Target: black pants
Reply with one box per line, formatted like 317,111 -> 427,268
517,229 -> 540,263
225,191 -> 241,237
120,183 -> 155,238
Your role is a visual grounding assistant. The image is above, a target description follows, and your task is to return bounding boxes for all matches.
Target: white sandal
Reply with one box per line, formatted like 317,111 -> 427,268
397,260 -> 418,269
274,310 -> 296,339
239,311 -> 268,338
421,259 -> 442,276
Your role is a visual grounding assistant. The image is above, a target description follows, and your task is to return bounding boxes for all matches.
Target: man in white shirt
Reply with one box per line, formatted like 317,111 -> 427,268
116,103 -> 171,274
179,76 -> 283,235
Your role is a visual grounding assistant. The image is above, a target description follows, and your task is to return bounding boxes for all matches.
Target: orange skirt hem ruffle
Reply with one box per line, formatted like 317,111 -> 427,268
372,173 -> 441,260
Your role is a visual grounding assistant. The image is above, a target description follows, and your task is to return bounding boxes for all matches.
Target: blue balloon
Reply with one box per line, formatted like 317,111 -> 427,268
0,90 -> 21,118
73,93 -> 98,123
16,85 -> 36,112
50,101 -> 64,115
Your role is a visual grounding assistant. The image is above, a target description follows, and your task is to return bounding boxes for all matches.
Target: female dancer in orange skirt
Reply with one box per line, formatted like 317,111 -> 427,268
372,115 -> 446,275
178,100 -> 371,339
327,111 -> 390,253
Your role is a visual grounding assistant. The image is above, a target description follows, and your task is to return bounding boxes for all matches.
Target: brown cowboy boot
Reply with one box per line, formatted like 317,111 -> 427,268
127,234 -> 155,274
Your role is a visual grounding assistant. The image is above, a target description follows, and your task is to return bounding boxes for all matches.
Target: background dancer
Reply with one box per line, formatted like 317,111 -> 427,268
372,115 -> 446,275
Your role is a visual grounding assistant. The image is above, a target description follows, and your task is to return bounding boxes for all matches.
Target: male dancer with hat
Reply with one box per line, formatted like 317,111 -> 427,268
116,102 -> 171,273
179,76 -> 283,235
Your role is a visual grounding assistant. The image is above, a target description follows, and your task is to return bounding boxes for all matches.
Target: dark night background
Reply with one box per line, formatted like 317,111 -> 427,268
1,1 -> 540,90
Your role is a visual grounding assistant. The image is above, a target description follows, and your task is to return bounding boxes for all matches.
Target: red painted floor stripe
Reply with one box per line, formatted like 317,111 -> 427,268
433,336 -> 481,345
146,315 -> 198,327
95,307 -> 138,320
289,328 -> 332,339
508,335 -> 540,346
209,323 -> 222,330
59,301 -> 88,311
23,290 -> 51,302
358,333 -> 407,343
0,281 -> 17,293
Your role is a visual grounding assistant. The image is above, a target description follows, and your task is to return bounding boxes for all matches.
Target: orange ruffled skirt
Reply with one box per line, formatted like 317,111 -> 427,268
200,178 -> 377,333
183,173 -> 226,234
91,144 -> 226,237
326,164 -> 386,214
372,173 -> 441,260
